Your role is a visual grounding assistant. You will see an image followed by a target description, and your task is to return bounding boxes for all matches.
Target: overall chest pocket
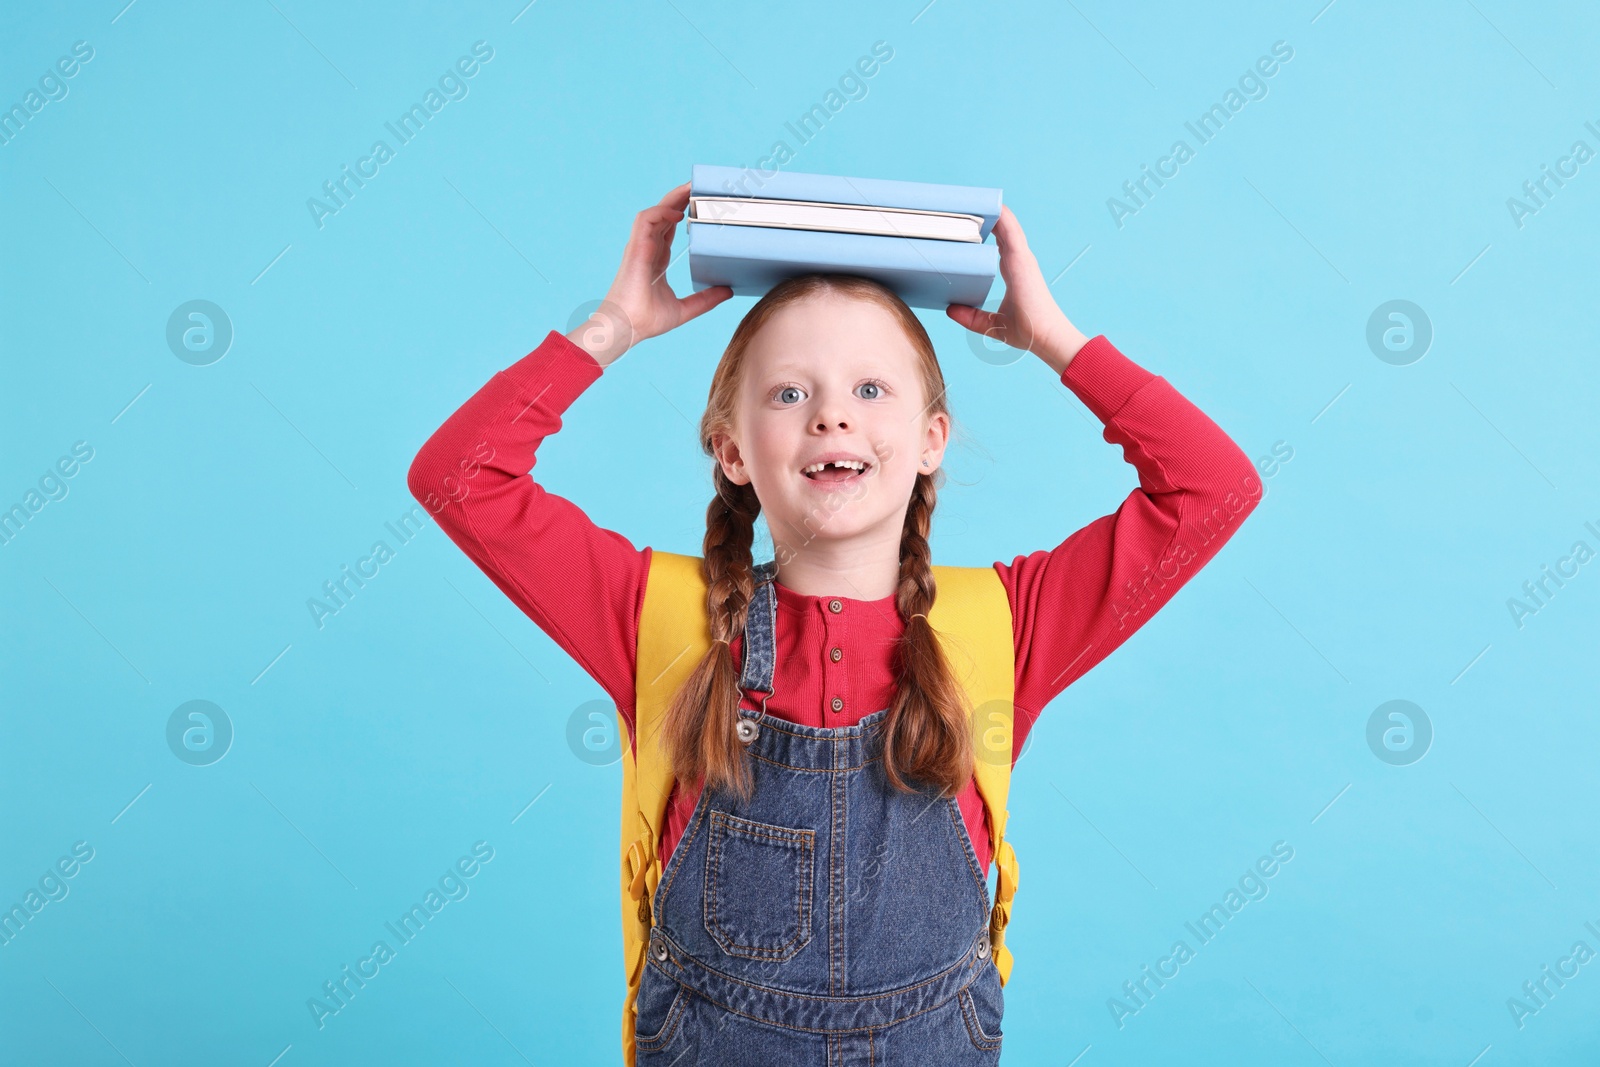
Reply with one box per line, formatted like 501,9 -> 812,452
703,810 -> 815,961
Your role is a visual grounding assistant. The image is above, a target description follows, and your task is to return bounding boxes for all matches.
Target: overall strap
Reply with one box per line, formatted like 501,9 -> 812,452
740,559 -> 780,697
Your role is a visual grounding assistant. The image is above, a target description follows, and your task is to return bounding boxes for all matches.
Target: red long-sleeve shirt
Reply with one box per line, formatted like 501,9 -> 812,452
407,328 -> 1261,875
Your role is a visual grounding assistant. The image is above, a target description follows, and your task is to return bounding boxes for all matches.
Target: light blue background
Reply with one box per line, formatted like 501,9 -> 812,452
3,1 -> 1598,1064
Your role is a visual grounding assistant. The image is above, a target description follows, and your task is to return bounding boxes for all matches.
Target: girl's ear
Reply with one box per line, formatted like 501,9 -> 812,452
921,411 -> 952,472
712,432 -> 752,485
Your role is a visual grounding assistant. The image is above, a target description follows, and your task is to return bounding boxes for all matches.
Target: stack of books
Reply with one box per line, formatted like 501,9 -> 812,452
686,164 -> 1002,310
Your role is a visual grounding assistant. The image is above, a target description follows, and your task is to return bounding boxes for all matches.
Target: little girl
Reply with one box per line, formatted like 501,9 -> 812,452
409,183 -> 1261,1063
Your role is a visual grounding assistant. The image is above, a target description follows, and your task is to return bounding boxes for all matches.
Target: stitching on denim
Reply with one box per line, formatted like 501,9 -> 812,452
656,775 -> 718,913
740,564 -> 779,694
667,981 -> 972,1036
660,932 -> 982,1004
958,985 -> 1003,1050
747,750 -> 882,773
635,983 -> 690,1051
944,796 -> 990,907
704,810 -> 814,960
830,730 -> 848,993
755,717 -> 887,740
709,811 -> 814,843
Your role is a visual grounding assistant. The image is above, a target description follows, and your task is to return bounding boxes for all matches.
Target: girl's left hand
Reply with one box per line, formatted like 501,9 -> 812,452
946,206 -> 1090,375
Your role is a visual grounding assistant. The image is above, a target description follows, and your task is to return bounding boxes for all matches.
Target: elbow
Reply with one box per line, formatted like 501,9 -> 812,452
1237,459 -> 1265,522
1215,432 -> 1265,523
1223,447 -> 1264,530
406,437 -> 441,511
405,468 -> 431,517
1179,451 -> 1262,555
1234,445 -> 1266,523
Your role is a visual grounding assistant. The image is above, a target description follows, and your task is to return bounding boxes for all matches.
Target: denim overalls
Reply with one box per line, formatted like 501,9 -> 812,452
632,561 -> 1006,1064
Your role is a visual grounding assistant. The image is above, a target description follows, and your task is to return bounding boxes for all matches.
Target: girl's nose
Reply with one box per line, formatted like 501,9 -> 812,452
814,396 -> 850,432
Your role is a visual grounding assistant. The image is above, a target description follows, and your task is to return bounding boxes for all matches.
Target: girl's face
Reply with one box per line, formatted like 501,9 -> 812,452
714,291 -> 950,557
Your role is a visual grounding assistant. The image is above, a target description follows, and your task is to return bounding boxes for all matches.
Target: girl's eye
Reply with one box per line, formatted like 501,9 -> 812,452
772,380 -> 887,404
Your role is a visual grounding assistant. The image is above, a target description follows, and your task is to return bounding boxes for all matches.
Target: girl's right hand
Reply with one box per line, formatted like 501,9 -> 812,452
567,182 -> 733,366
946,206 -> 1089,375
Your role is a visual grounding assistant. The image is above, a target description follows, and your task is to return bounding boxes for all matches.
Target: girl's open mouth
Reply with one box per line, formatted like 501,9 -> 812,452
801,459 -> 871,484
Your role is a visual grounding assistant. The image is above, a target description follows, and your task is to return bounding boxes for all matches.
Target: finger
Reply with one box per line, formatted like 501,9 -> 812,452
635,189 -> 689,232
997,204 -> 1024,238
946,304 -> 1002,336
634,206 -> 685,243
994,207 -> 1036,262
993,216 -> 1044,294
991,206 -> 1016,249
678,285 -> 733,322
631,204 -> 688,245
626,207 -> 684,272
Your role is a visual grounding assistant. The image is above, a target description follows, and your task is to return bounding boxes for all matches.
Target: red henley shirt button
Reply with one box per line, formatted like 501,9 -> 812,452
830,647 -> 842,662
828,599 -> 843,613
831,696 -> 844,712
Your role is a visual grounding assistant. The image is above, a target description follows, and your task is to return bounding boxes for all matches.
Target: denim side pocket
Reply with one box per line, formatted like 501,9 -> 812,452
958,965 -> 1005,1051
635,975 -> 689,1052
703,809 -> 815,961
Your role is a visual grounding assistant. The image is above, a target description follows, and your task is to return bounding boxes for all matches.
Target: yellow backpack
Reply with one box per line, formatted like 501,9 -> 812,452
617,550 -> 1021,1065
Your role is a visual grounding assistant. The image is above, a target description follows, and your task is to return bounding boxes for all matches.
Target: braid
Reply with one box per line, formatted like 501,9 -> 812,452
660,467 -> 761,800
896,473 -> 939,613
704,468 -> 760,642
881,471 -> 974,796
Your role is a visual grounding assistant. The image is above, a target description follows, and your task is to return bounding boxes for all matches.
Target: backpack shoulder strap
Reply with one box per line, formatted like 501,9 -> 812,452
928,563 -> 1020,985
620,549 -> 709,1065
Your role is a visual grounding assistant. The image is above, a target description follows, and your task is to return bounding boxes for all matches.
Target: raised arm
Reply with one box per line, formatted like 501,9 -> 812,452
996,336 -> 1259,743
406,183 -> 731,742
947,207 -> 1261,756
406,331 -> 650,726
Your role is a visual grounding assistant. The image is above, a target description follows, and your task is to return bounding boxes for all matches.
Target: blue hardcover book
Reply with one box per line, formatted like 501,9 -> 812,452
687,165 -> 1002,310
